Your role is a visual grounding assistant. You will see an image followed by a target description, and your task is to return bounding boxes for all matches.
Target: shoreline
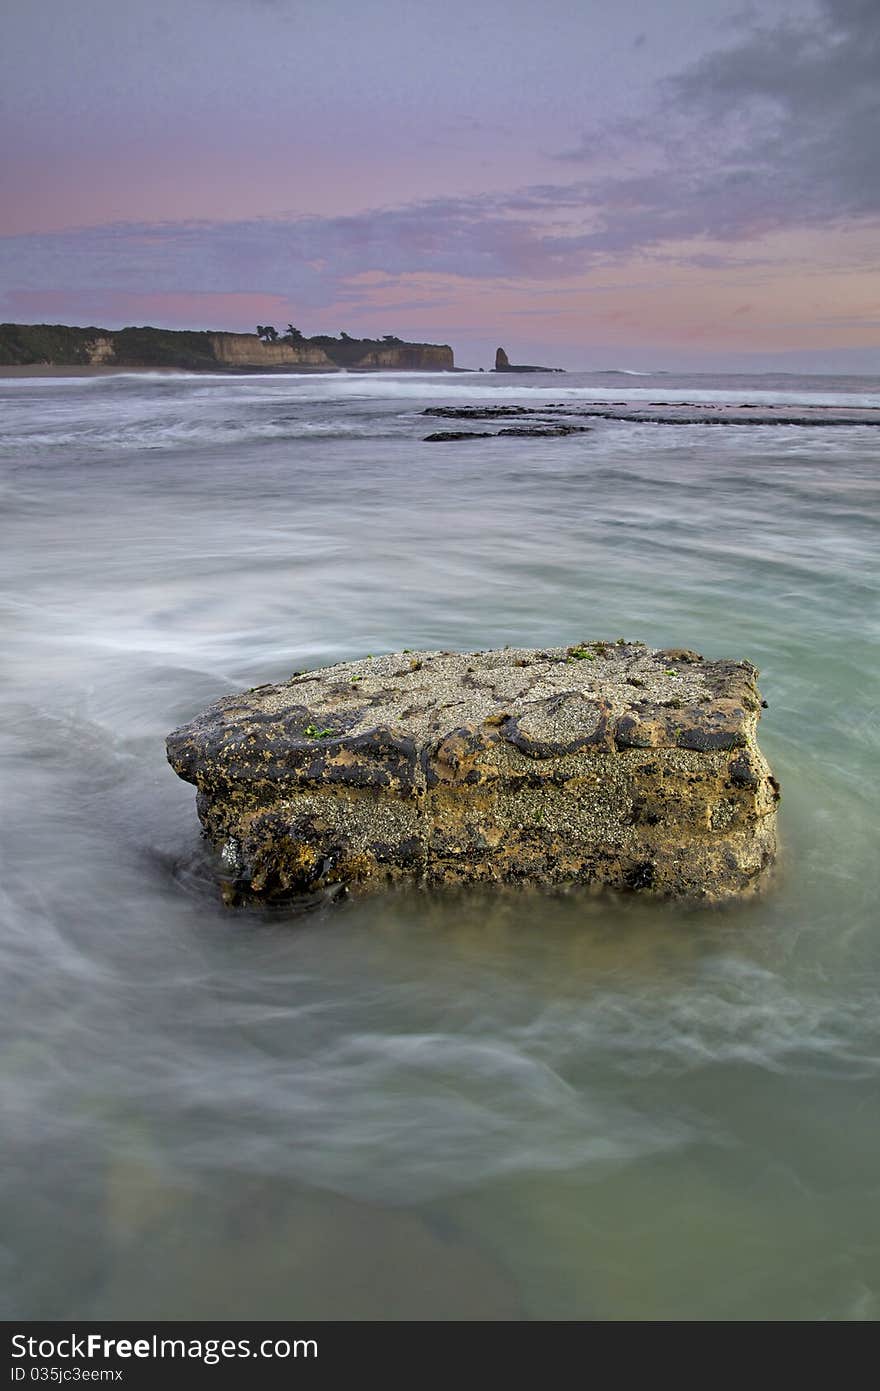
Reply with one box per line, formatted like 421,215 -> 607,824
0,364 -> 477,379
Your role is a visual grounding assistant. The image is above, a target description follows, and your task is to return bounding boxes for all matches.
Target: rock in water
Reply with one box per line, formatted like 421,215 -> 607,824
493,344 -> 565,373
166,643 -> 780,906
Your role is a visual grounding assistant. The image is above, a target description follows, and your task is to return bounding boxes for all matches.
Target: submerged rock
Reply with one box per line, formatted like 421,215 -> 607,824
496,423 -> 589,437
424,430 -> 495,442
167,643 -> 780,907
424,424 -> 590,441
422,402 -> 880,428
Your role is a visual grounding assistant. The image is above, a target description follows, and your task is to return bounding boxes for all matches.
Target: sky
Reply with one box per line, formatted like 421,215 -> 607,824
1,0 -> 878,370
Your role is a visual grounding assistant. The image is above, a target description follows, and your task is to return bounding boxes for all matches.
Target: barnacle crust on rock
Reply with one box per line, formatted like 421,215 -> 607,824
167,642 -> 780,906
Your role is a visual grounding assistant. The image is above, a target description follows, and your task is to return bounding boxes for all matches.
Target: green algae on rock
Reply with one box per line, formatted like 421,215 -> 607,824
166,643 -> 780,906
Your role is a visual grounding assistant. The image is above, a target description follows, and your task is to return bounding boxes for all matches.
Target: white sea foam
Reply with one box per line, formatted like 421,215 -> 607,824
231,371 -> 880,409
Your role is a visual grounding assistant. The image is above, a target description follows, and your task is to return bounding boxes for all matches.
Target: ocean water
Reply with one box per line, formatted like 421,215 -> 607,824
1,368 -> 878,1320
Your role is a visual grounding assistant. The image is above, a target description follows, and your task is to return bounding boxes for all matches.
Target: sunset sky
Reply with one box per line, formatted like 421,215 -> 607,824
2,0 -> 878,370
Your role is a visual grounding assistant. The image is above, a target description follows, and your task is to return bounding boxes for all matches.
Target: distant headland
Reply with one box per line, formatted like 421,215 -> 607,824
0,323 -> 454,373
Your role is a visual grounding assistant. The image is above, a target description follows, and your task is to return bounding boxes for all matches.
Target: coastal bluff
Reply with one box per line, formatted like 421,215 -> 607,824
210,334 -> 333,368
0,323 -> 454,372
167,642 -> 780,907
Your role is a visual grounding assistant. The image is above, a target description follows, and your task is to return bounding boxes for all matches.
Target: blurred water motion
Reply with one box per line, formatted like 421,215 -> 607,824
1,369 -> 878,1319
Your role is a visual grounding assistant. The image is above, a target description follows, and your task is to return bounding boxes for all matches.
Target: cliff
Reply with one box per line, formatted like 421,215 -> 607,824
0,323 -> 455,372
209,334 -> 333,368
344,343 -> 453,370
309,336 -> 454,370
0,324 -> 220,370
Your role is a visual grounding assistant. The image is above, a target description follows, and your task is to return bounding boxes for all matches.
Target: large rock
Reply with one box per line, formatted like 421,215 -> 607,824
493,345 -> 565,373
167,643 -> 780,906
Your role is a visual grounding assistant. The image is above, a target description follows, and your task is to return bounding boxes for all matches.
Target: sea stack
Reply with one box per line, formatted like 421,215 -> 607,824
493,345 -> 564,373
167,643 -> 780,907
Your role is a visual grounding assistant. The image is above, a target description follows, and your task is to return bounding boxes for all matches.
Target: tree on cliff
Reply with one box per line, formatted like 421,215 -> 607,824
283,324 -> 304,342
256,325 -> 278,342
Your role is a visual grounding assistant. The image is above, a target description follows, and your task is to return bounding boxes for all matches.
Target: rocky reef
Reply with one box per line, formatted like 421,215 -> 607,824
423,401 -> 880,428
167,642 -> 780,907
425,421 -> 589,441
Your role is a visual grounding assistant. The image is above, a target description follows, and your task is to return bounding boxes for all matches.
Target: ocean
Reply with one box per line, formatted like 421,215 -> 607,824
1,367 -> 878,1319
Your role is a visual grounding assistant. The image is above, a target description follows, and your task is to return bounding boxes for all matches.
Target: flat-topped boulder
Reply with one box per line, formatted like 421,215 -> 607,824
167,642 -> 780,906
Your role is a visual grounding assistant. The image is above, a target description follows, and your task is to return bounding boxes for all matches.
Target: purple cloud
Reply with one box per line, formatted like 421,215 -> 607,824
2,0 -> 878,333
561,0 -> 880,245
